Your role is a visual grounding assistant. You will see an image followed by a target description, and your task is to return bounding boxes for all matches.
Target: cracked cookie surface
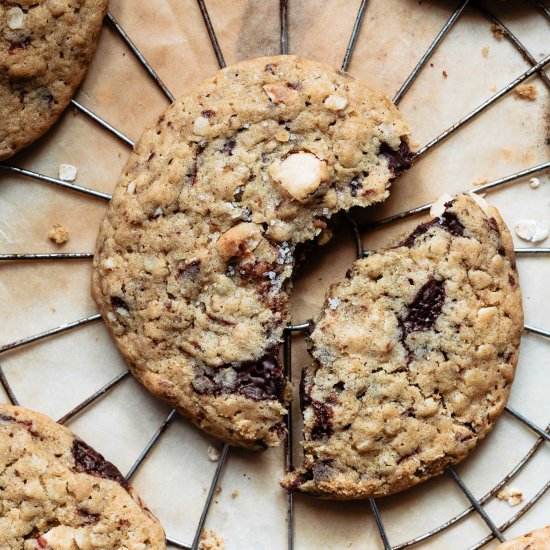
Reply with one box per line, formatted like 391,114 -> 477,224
496,525 -> 550,550
92,55 -> 412,449
282,194 -> 523,498
0,404 -> 166,549
0,0 -> 108,160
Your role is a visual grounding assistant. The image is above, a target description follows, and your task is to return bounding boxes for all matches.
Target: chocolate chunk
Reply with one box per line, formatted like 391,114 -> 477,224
0,413 -> 39,436
287,469 -> 313,489
312,459 -> 334,481
72,439 -> 129,489
299,370 -> 312,410
201,109 -> 216,119
286,81 -> 301,90
264,63 -> 276,74
439,210 -> 465,237
221,139 -> 236,155
110,296 -> 128,310
193,348 -> 286,401
379,140 -> 414,176
77,508 -> 100,524
399,219 -> 439,248
8,36 -> 31,53
399,205 -> 465,248
311,401 -> 333,440
349,177 -> 362,197
186,144 -> 205,184
177,258 -> 201,280
400,277 -> 445,337
234,352 -> 286,400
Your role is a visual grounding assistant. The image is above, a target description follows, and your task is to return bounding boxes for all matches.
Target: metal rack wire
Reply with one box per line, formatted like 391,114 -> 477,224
0,1 -> 548,549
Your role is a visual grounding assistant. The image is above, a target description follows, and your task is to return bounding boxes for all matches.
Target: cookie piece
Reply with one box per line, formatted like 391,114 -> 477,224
0,0 -> 108,160
282,194 -> 523,497
0,404 -> 166,549
496,525 -> 550,550
92,55 -> 413,449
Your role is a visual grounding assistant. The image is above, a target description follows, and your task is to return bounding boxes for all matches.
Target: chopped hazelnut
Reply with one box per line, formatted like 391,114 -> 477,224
515,219 -> 549,243
193,116 -> 210,136
269,152 -> 328,201
324,94 -> 348,111
7,7 -> 25,29
216,222 -> 261,261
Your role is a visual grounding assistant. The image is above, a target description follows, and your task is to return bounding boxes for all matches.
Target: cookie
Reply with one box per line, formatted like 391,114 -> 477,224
282,194 -> 523,497
92,55 -> 413,449
0,404 -> 166,549
0,0 -> 108,160
496,525 -> 550,550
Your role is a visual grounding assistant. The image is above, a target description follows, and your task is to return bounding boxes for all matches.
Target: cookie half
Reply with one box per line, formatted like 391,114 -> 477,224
496,525 -> 550,550
282,194 -> 523,497
0,405 -> 166,549
0,0 -> 108,160
92,55 -> 413,449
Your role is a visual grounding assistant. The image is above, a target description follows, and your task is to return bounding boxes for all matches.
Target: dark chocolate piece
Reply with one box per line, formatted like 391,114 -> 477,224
193,349 -> 286,401
311,401 -> 333,440
72,439 -> 129,489
399,205 -> 465,248
379,140 -> 414,176
221,139 -> 236,155
400,277 -> 446,337
177,258 -> 201,280
110,296 -> 128,310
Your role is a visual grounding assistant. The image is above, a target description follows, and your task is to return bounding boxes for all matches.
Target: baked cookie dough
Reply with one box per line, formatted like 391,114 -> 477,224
0,404 -> 166,549
282,194 -> 523,497
92,55 -> 413,449
0,0 -> 108,160
496,525 -> 550,549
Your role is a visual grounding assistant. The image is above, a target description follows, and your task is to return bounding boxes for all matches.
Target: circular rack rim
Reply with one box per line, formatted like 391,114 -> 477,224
0,1 -> 549,549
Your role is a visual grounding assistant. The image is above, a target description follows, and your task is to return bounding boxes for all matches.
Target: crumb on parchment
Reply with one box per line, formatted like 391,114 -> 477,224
58,163 -> 78,182
497,486 -> 523,506
231,489 -> 239,498
491,24 -> 504,40
482,45 -> 490,57
513,84 -> 537,101
200,529 -> 224,550
48,223 -> 69,245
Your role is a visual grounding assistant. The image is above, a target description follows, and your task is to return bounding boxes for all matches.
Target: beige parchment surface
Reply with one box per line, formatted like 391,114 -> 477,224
0,1 -> 549,548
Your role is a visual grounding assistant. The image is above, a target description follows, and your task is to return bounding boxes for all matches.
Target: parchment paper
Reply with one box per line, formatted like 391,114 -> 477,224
0,1 -> 549,548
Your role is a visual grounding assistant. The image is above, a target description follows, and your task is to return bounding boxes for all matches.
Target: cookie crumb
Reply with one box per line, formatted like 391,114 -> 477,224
48,223 -> 69,245
200,529 -> 224,550
491,24 -> 504,40
472,178 -> 488,187
514,219 -> 549,243
442,70 -> 448,79
497,486 -> 523,506
58,164 -> 78,182
231,489 -> 239,498
529,177 -> 541,189
481,46 -> 490,57
50,304 -> 57,313
513,84 -> 537,101
207,445 -> 221,462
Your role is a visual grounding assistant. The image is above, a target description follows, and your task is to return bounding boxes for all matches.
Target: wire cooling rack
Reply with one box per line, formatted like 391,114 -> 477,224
0,1 -> 549,548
